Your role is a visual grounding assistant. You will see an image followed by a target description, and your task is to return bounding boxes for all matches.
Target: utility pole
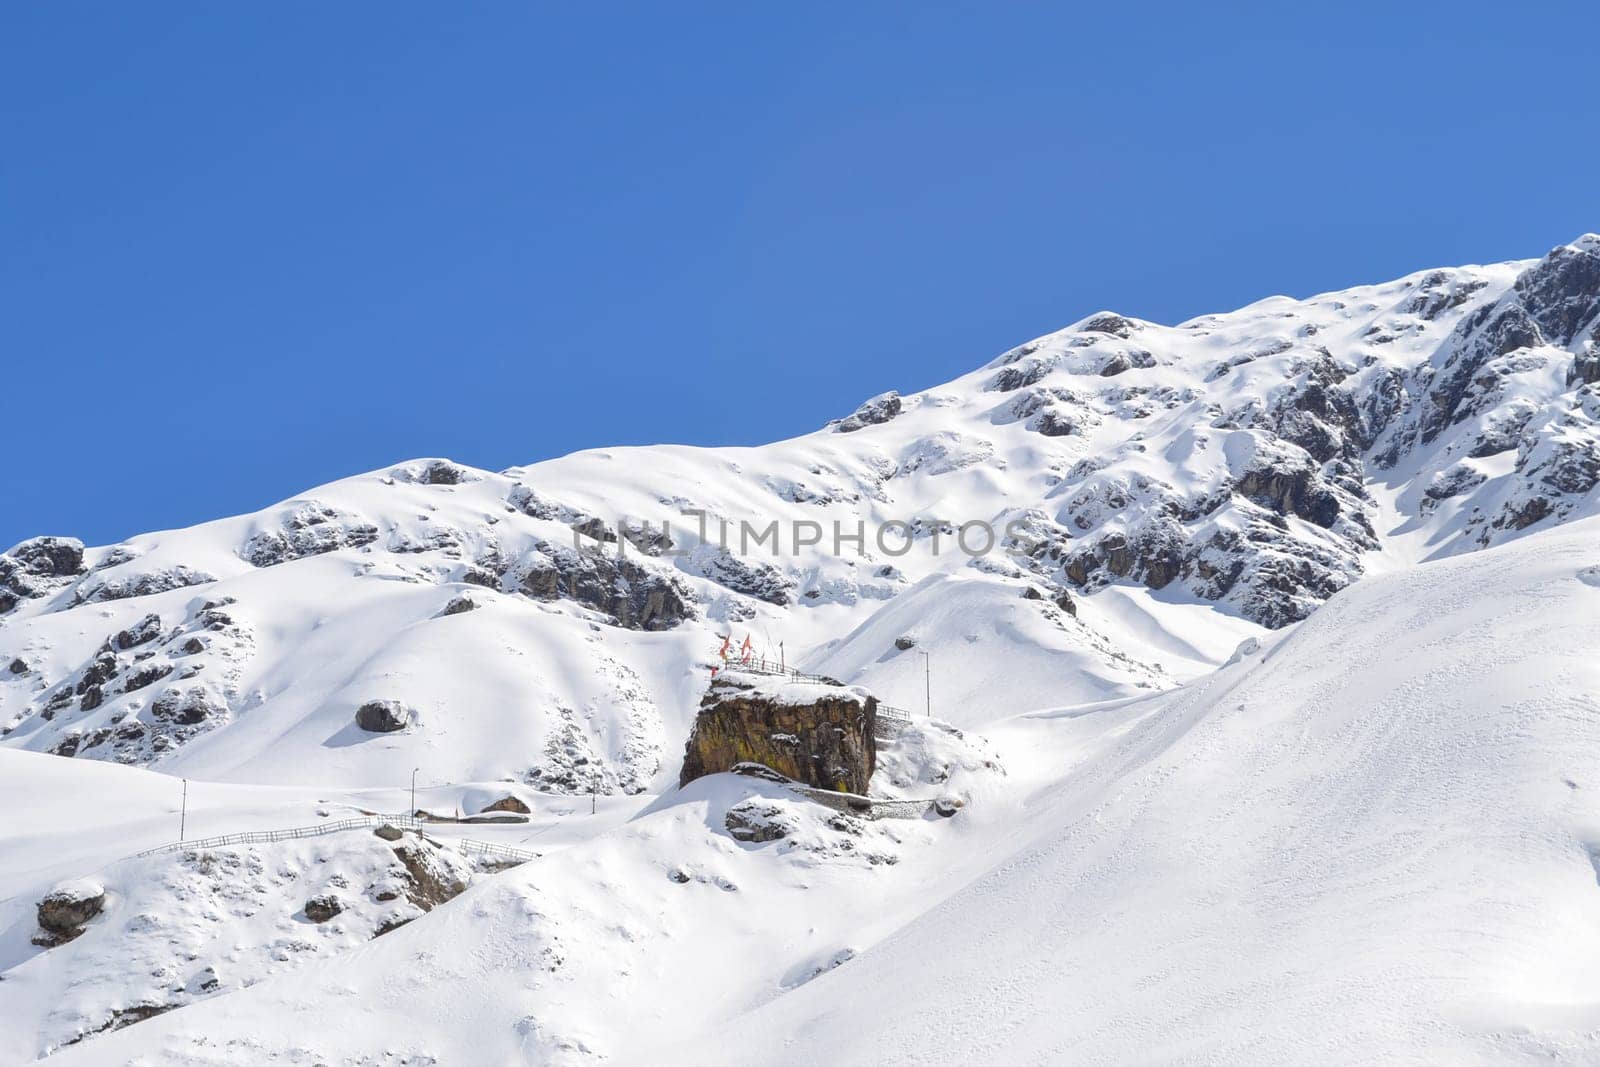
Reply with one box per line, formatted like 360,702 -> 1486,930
591,772 -> 599,815
919,650 -> 931,718
411,767 -> 420,818
180,778 -> 188,842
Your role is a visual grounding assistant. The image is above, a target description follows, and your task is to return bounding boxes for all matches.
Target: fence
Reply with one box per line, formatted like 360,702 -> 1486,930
718,658 -> 842,686
132,814 -> 539,864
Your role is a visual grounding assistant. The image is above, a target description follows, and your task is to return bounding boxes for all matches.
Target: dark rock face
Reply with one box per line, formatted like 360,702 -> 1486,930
418,460 -> 465,485
680,675 -> 876,794
480,794 -> 531,815
35,882 -> 105,945
0,536 -> 87,613
303,894 -> 343,923
153,687 -> 223,725
687,551 -> 795,606
115,613 -> 164,650
834,391 -> 902,432
122,663 -> 174,694
440,594 -> 478,616
1235,465 -> 1341,528
893,635 -> 916,651
518,542 -> 693,630
241,501 -> 378,567
355,700 -> 410,733
7,658 -> 28,675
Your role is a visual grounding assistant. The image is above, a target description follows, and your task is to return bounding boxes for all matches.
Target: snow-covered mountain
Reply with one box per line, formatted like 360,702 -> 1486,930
2,236 -> 1598,1062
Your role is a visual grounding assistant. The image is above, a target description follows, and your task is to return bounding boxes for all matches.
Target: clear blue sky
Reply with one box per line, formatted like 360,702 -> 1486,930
5,3 -> 1597,548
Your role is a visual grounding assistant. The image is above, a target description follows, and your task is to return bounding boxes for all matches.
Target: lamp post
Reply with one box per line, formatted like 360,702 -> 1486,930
180,778 -> 188,841
411,767 -> 420,819
918,650 -> 931,718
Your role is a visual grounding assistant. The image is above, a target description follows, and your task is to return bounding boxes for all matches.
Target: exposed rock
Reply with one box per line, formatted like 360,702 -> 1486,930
725,799 -> 797,842
834,391 -> 902,432
303,894 -> 343,923
123,663 -> 174,693
480,794 -> 530,815
35,880 -> 105,945
0,536 -> 87,613
390,837 -> 470,908
893,635 -> 916,651
1235,464 -> 1341,528
152,687 -> 223,725
374,823 -> 405,841
1571,350 -> 1600,386
240,501 -> 378,567
680,674 -> 877,794
354,700 -> 410,733
8,657 -> 28,675
517,541 -> 693,630
72,565 -> 217,605
418,460 -> 465,485
682,548 -> 795,606
114,613 -> 164,650
440,594 -> 478,617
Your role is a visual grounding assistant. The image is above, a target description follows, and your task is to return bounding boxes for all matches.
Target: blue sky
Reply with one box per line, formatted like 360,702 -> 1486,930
5,3 -> 1597,548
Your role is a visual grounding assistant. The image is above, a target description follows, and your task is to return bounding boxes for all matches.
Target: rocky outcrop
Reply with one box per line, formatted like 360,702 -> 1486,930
515,541 -> 693,630
680,548 -> 796,606
34,880 -> 105,946
680,674 -> 877,793
240,501 -> 379,567
71,565 -> 217,605
0,536 -> 86,613
303,894 -> 343,923
834,390 -> 902,432
355,700 -> 411,733
439,593 -> 478,617
480,794 -> 530,815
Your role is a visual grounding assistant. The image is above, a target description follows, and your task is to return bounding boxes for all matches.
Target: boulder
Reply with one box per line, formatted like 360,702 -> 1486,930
373,823 -> 405,841
35,880 -> 105,944
680,674 -> 877,794
480,794 -> 530,815
7,657 -> 27,674
893,635 -> 916,651
440,594 -> 478,617
303,894 -> 343,923
725,800 -> 797,842
355,700 -> 410,733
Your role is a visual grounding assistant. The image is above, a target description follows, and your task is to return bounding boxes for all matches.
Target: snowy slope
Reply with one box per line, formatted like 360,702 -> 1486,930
5,237 -> 1598,793
26,507 -> 1600,1065
3,235 -> 1600,1062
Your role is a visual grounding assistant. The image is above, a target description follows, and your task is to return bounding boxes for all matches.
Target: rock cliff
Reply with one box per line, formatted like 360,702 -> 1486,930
679,673 -> 877,793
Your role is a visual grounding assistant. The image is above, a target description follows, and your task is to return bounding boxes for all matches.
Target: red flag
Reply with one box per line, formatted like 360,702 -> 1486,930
740,635 -> 753,663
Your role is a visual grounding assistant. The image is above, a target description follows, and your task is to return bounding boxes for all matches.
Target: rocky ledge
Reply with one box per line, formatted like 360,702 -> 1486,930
679,672 -> 878,793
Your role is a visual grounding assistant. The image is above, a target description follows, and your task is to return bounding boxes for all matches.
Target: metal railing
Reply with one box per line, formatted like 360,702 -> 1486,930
716,659 -> 842,686
132,814 -> 538,864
